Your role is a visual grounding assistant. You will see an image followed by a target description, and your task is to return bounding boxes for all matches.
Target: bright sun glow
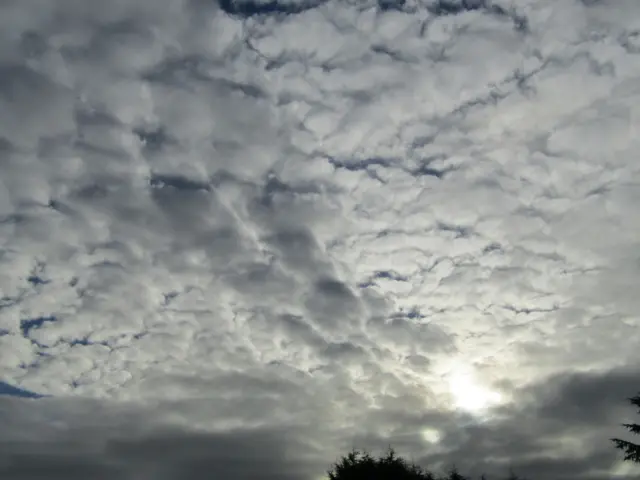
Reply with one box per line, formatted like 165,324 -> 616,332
448,368 -> 502,414
421,428 -> 441,443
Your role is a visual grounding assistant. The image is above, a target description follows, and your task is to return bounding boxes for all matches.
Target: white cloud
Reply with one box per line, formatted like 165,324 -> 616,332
1,0 -> 640,478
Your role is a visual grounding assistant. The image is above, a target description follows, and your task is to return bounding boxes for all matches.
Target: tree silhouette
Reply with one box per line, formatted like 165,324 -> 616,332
611,392 -> 640,463
327,449 -> 433,480
326,448 -> 528,480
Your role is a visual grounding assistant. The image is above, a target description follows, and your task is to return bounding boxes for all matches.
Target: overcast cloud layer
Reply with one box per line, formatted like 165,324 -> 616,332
1,0 -> 640,479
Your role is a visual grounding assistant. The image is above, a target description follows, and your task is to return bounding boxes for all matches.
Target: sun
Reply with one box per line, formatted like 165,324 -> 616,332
447,367 -> 502,414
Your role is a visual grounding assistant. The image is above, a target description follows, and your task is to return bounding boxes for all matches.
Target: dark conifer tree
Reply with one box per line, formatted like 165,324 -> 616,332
327,448 -> 434,480
326,448 -> 527,480
611,392 -> 640,463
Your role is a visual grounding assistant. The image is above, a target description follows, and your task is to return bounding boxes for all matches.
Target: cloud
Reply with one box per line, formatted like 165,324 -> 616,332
0,396 -> 324,480
344,365 -> 640,479
439,366 -> 640,479
1,0 -> 640,478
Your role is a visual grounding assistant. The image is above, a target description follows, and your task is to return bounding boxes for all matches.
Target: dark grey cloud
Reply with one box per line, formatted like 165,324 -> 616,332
329,365 -> 640,479
0,399 -> 321,480
419,366 -> 640,479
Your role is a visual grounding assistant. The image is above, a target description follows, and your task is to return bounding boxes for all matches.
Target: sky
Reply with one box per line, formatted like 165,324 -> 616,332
0,0 -> 639,478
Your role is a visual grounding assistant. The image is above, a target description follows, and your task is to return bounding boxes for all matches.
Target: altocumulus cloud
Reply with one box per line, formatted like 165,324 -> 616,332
1,0 -> 640,478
